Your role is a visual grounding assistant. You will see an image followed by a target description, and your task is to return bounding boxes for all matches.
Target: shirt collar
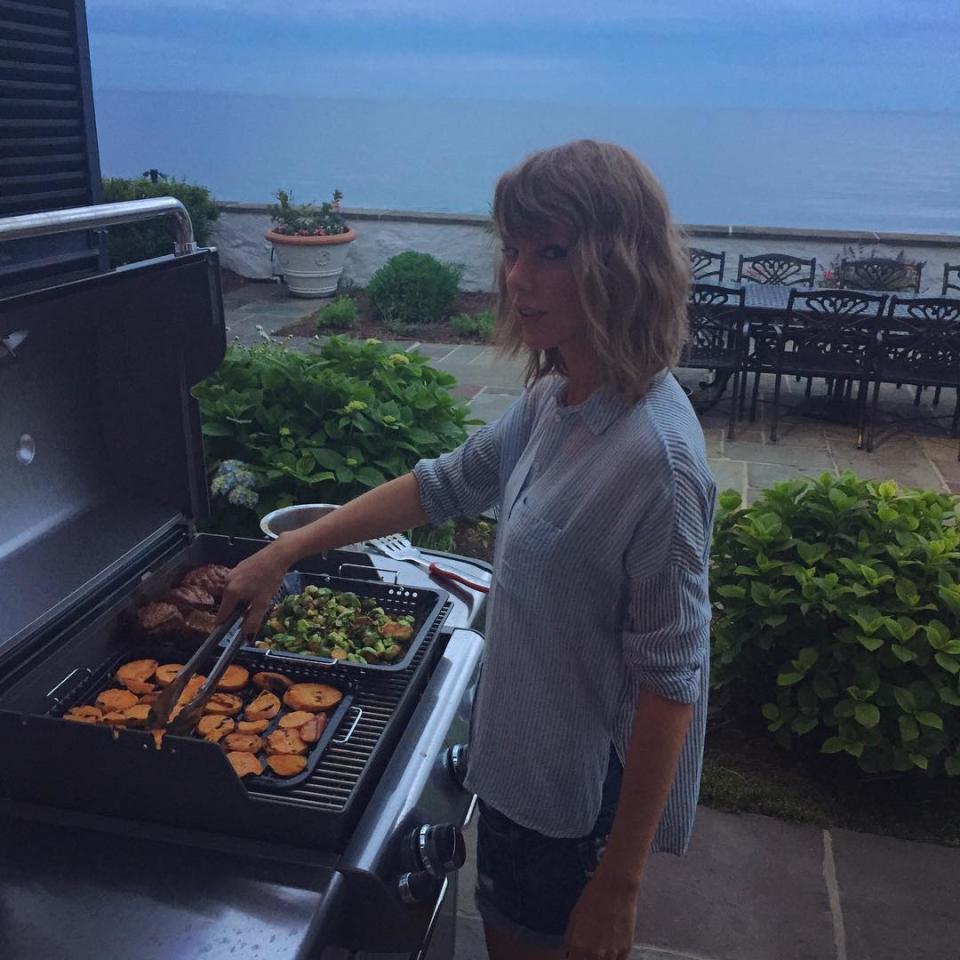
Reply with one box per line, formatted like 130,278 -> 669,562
553,384 -> 631,436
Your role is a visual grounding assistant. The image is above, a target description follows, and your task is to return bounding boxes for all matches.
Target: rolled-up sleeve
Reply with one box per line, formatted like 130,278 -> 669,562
622,566 -> 711,703
413,390 -> 536,526
621,463 -> 716,703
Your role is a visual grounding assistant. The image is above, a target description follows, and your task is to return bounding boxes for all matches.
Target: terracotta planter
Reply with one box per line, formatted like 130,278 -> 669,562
265,227 -> 357,298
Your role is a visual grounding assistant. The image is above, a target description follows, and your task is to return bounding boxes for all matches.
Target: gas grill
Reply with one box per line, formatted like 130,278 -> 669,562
0,200 -> 491,960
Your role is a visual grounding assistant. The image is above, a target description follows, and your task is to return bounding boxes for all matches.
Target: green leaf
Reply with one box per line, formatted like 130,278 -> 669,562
761,703 -> 780,721
821,737 -> 845,754
935,653 -> 960,674
909,753 -> 928,770
296,455 -> 316,475
877,480 -> 899,498
715,584 -> 747,599
894,688 -> 917,713
792,716 -> 819,735
938,585 -> 960,616
894,578 -> 919,606
857,634 -> 884,652
854,703 -> 881,728
891,644 -> 918,663
898,714 -> 919,742
201,422 -> 235,437
916,711 -> 944,730
314,449 -> 346,471
356,466 -> 387,488
939,687 -> 960,707
718,490 -> 742,511
945,755 -> 960,776
776,672 -> 803,686
844,740 -> 864,758
796,647 -> 819,670
796,542 -> 829,565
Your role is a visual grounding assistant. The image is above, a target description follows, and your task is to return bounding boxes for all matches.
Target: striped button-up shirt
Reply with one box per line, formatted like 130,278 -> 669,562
414,372 -> 716,853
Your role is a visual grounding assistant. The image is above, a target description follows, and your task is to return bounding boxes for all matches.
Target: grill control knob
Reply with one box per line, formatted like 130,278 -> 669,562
398,869 -> 442,905
445,743 -> 469,788
407,823 -> 466,878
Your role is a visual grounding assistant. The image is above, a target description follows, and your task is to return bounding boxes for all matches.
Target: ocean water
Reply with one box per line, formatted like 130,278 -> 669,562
95,89 -> 960,235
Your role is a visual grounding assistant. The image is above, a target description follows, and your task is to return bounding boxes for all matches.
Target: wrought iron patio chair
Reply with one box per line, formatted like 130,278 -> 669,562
866,297 -> 960,455
736,253 -> 816,287
689,247 -> 726,283
742,289 -> 886,446
839,257 -> 922,294
943,264 -> 960,297
681,284 -> 746,439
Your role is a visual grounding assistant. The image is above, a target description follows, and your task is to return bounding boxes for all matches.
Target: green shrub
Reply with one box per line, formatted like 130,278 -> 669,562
315,295 -> 358,331
451,311 -> 494,340
192,336 -> 476,535
366,252 -> 461,327
711,472 -> 960,779
102,175 -> 219,266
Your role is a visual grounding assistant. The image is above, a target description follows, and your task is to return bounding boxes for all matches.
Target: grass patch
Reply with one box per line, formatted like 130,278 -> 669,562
701,707 -> 960,846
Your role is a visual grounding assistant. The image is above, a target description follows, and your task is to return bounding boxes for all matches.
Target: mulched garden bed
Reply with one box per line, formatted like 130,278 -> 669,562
702,700 -> 960,846
275,287 -> 497,346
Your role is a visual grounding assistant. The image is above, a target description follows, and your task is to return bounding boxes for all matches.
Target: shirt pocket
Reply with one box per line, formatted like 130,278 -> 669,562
496,496 -> 565,588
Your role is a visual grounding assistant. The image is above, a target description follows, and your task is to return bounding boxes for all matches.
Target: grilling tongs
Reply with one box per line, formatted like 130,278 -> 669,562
147,604 -> 250,736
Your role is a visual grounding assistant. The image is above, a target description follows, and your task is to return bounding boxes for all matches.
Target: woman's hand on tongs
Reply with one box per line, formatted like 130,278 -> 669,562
216,540 -> 295,639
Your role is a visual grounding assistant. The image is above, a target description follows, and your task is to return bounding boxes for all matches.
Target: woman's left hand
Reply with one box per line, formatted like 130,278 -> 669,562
563,871 -> 639,960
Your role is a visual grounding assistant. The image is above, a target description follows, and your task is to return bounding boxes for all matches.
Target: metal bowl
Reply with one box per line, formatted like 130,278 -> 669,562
259,503 -> 364,551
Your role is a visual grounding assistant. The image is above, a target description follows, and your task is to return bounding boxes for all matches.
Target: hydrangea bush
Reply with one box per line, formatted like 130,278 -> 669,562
193,336 -> 476,535
711,472 -> 960,779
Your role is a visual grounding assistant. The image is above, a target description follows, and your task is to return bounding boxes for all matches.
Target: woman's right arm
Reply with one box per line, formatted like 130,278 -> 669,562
218,472 -> 428,636
219,382 -> 544,636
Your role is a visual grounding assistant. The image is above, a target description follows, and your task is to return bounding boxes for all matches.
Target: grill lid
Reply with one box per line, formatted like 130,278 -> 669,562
0,252 -> 225,656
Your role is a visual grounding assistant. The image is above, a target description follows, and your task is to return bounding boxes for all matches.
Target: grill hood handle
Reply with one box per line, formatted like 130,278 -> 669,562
0,198 -> 198,256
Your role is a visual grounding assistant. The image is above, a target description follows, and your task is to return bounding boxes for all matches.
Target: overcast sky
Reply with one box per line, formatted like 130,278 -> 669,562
86,0 -> 959,111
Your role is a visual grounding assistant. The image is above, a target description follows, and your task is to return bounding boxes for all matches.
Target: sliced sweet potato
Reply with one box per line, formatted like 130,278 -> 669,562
278,710 -> 313,729
283,683 -> 343,713
226,751 -> 263,778
251,671 -> 292,695
64,705 -> 102,724
101,711 -> 129,726
298,714 -> 326,744
237,719 -> 270,734
217,664 -> 250,693
138,690 -> 160,706
223,733 -> 264,754
204,693 -> 243,717
197,715 -> 235,739
116,659 -> 158,685
265,728 -> 307,756
245,690 -> 281,721
124,703 -> 152,726
155,663 -> 185,688
266,754 -> 307,777
176,675 -> 206,707
95,688 -> 139,713
120,677 -> 156,696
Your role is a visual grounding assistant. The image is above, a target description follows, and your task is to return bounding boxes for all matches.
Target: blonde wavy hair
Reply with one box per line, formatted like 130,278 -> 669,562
492,139 -> 690,400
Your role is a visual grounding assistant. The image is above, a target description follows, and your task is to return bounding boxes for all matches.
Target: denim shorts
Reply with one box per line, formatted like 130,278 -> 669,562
474,747 -> 624,948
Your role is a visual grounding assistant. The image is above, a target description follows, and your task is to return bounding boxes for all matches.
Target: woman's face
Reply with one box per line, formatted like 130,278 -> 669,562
500,224 -> 590,354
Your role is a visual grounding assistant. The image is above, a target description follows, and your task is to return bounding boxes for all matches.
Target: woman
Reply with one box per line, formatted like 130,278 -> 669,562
218,139 -> 715,960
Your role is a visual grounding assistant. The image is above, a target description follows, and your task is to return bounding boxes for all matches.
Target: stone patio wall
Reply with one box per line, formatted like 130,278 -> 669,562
211,201 -> 960,294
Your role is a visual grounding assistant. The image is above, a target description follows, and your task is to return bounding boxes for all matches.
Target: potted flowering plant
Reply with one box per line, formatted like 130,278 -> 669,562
265,189 -> 357,298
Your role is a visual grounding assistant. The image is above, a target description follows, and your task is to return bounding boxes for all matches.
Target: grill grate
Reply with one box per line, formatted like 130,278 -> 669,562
246,601 -> 450,812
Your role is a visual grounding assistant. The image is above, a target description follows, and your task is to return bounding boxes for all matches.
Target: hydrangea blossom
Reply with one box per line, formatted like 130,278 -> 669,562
211,459 -> 259,510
